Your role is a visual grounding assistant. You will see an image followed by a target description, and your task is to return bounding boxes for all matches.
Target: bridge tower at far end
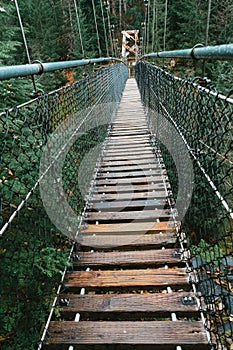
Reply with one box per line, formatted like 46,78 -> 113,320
121,29 -> 139,77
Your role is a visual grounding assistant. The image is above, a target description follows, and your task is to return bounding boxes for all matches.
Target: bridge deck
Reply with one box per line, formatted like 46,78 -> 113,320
44,79 -> 208,349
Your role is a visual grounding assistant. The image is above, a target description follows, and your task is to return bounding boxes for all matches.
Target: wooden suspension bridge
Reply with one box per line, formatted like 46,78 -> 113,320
43,79 -> 209,350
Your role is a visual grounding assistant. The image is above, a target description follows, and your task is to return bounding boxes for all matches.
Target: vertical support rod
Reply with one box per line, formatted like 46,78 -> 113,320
147,0 -> 150,52
14,0 -> 37,92
92,0 -> 102,57
203,0 -> 212,76
73,0 -> 85,58
152,0 -> 156,52
163,0 -> 168,52
100,0 -> 109,56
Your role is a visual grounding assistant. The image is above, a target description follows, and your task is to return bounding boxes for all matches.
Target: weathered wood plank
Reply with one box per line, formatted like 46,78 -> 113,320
95,175 -> 167,185
81,221 -> 178,234
65,268 -> 188,289
58,292 -> 198,316
45,321 -> 208,346
105,147 -> 152,153
87,209 -> 174,222
108,136 -> 150,142
93,183 -> 165,193
77,232 -> 177,249
104,149 -> 153,156
110,131 -> 148,136
96,171 -> 165,180
100,164 -> 160,172
90,191 -> 167,201
89,198 -> 166,210
102,154 -> 155,161
75,249 -> 181,268
111,128 -> 148,132
106,140 -> 151,146
101,159 -> 158,166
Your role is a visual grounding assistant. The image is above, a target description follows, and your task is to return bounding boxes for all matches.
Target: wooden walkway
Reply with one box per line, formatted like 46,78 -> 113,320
44,79 -> 209,350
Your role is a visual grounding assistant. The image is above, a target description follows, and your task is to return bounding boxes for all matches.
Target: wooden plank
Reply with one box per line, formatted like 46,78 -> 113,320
107,140 -> 150,146
90,198 -> 166,210
108,135 -> 150,141
93,183 -> 165,193
101,159 -> 158,166
64,267 -> 189,289
81,221 -> 178,234
77,232 -> 177,249
100,164 -> 160,172
45,321 -> 208,347
75,249 -> 181,268
87,209 -> 174,222
95,175 -> 168,185
102,154 -> 155,161
104,144 -> 154,153
110,131 -> 148,136
90,191 -> 166,201
58,292 -> 198,316
111,127 -> 148,131
103,150 -> 153,157
96,170 -> 164,179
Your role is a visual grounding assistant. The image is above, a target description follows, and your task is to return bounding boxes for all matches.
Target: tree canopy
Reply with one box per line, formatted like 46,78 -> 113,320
0,0 -> 232,108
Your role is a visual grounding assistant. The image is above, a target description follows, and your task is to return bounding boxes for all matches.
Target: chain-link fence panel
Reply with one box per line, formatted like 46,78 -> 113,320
0,63 -> 128,350
136,61 -> 233,349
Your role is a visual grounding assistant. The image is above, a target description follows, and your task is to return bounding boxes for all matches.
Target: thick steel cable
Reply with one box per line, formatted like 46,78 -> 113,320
151,0 -> 156,52
92,0 -> 102,57
163,0 -> 168,51
106,6 -> 114,57
205,0 -> 212,46
147,0 -> 150,53
73,0 -> 85,57
143,4 -> 148,55
152,0 -> 158,52
14,0 -> 37,92
119,0 -> 122,30
203,0 -> 212,75
100,0 -> 109,56
123,0 -> 127,13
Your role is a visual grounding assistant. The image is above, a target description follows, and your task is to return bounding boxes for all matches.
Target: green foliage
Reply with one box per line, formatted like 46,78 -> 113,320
191,238 -> 224,265
33,247 -> 70,277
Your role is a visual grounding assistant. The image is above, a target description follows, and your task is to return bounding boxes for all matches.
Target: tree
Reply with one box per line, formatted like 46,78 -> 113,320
0,1 -> 34,111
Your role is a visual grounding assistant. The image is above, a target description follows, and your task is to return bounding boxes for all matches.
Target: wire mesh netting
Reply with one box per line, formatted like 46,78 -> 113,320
136,61 -> 233,349
0,63 -> 128,350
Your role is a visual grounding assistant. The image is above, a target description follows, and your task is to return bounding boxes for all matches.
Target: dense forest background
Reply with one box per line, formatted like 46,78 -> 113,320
0,0 -> 233,108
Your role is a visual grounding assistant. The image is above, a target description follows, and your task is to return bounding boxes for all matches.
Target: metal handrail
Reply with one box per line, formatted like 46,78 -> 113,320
0,57 -> 124,81
141,43 -> 233,60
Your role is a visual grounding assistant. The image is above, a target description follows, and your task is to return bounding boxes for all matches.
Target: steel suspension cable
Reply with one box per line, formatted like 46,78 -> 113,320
143,2 -> 148,55
147,0 -> 150,53
205,0 -> 212,46
105,4 -> 114,57
14,0 -> 37,92
151,0 -> 156,52
151,0 -> 158,52
163,0 -> 168,51
203,0 -> 212,75
123,0 -> 127,13
73,0 -> 85,57
119,0 -> 122,30
100,0 -> 109,56
92,0 -> 102,57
